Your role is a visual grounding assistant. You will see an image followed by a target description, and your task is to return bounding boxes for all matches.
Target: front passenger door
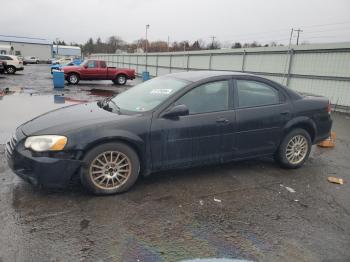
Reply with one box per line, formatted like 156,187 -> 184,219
81,60 -> 98,79
151,80 -> 235,170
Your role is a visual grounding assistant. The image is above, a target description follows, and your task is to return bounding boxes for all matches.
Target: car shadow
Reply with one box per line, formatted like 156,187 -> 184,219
12,156 -> 282,199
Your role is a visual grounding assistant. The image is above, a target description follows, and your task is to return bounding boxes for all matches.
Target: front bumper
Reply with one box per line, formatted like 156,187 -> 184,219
5,133 -> 82,188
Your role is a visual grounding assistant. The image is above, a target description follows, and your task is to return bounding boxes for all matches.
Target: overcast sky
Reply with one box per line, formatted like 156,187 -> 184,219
1,0 -> 350,46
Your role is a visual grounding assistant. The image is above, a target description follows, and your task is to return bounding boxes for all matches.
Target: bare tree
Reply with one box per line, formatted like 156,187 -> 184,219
232,42 -> 242,48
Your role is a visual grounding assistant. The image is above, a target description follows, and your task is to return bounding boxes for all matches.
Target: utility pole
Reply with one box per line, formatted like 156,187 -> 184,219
56,37 -> 59,58
288,28 -> 294,48
145,24 -> 150,53
145,24 -> 150,72
209,35 -> 216,49
295,28 -> 303,45
167,36 -> 170,52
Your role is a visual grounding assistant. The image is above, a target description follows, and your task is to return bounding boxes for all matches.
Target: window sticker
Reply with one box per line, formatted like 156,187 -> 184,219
135,106 -> 146,111
150,89 -> 173,95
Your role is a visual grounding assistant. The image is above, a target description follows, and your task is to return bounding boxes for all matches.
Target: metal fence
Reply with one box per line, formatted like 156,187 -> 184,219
91,42 -> 350,108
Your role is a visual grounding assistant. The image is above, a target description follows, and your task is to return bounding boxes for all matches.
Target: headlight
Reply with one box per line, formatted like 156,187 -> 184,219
24,135 -> 67,152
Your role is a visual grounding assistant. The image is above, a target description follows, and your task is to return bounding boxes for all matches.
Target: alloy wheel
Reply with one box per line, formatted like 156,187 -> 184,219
69,74 -> 78,84
285,135 -> 308,164
118,75 -> 126,84
89,151 -> 132,190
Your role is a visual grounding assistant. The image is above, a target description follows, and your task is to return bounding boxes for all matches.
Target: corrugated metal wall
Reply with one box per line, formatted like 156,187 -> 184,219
91,43 -> 350,108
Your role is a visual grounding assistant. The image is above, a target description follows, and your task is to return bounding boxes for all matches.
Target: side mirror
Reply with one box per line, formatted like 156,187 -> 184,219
83,65 -> 88,68
162,104 -> 189,118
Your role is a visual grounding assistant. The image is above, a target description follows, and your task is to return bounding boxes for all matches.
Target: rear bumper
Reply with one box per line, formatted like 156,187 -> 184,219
5,136 -> 82,188
314,118 -> 333,144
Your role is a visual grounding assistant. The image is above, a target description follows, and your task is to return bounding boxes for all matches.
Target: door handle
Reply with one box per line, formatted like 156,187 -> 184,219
216,118 -> 229,123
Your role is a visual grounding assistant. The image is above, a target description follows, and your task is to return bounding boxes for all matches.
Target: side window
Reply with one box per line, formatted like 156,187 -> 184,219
100,61 -> 107,68
176,80 -> 229,114
237,80 -> 280,108
87,60 -> 96,68
1,56 -> 11,60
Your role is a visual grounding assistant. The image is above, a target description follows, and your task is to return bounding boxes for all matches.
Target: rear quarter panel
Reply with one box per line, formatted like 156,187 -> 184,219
292,96 -> 332,142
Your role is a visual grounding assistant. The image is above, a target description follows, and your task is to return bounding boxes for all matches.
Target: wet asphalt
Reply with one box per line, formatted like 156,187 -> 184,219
0,65 -> 350,262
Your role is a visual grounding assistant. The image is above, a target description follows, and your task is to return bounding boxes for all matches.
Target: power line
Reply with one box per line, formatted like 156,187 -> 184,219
302,20 -> 350,28
226,21 -> 350,40
302,26 -> 350,35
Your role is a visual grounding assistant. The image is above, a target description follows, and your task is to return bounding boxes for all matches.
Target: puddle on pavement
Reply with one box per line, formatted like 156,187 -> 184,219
0,87 -> 117,144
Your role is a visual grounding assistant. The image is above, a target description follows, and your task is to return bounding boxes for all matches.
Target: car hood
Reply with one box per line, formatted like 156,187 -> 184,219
20,102 -> 133,136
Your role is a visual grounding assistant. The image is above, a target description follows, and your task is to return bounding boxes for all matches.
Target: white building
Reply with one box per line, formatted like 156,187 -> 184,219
0,35 -> 52,60
53,45 -> 81,58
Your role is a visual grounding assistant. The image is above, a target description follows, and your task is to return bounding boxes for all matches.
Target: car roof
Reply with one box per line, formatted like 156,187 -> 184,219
167,70 -> 252,82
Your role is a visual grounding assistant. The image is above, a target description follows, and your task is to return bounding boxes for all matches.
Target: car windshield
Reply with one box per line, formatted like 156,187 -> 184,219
111,76 -> 188,112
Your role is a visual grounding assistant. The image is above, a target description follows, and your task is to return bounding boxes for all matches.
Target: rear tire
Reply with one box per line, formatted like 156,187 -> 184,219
81,142 -> 140,195
6,66 -> 16,74
67,73 -> 80,85
113,74 -> 127,85
275,128 -> 312,169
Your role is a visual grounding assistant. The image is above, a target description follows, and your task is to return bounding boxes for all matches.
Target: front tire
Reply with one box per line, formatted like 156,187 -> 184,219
67,73 -> 80,85
81,142 -> 140,195
6,66 -> 16,74
275,128 -> 312,169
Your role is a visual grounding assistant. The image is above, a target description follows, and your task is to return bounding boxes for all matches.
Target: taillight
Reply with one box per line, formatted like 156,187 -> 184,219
327,100 -> 332,114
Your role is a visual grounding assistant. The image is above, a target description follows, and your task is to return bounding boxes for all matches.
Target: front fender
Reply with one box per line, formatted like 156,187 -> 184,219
73,129 -> 144,152
70,129 -> 146,165
65,71 -> 81,77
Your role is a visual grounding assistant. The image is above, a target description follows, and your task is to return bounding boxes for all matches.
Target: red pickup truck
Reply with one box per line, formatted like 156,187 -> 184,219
63,59 -> 135,85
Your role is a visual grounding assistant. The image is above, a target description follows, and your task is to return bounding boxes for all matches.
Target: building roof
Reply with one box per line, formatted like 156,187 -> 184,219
53,45 -> 81,50
0,35 -> 52,45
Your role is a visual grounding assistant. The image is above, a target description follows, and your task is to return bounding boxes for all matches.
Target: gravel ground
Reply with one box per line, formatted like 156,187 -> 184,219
0,65 -> 349,262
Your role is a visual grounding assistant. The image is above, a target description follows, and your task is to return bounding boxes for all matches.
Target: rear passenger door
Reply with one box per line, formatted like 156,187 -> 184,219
234,78 -> 292,158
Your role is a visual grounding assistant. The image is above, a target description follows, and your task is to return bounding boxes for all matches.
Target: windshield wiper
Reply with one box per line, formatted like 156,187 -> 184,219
107,98 -> 121,113
98,97 -> 120,113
